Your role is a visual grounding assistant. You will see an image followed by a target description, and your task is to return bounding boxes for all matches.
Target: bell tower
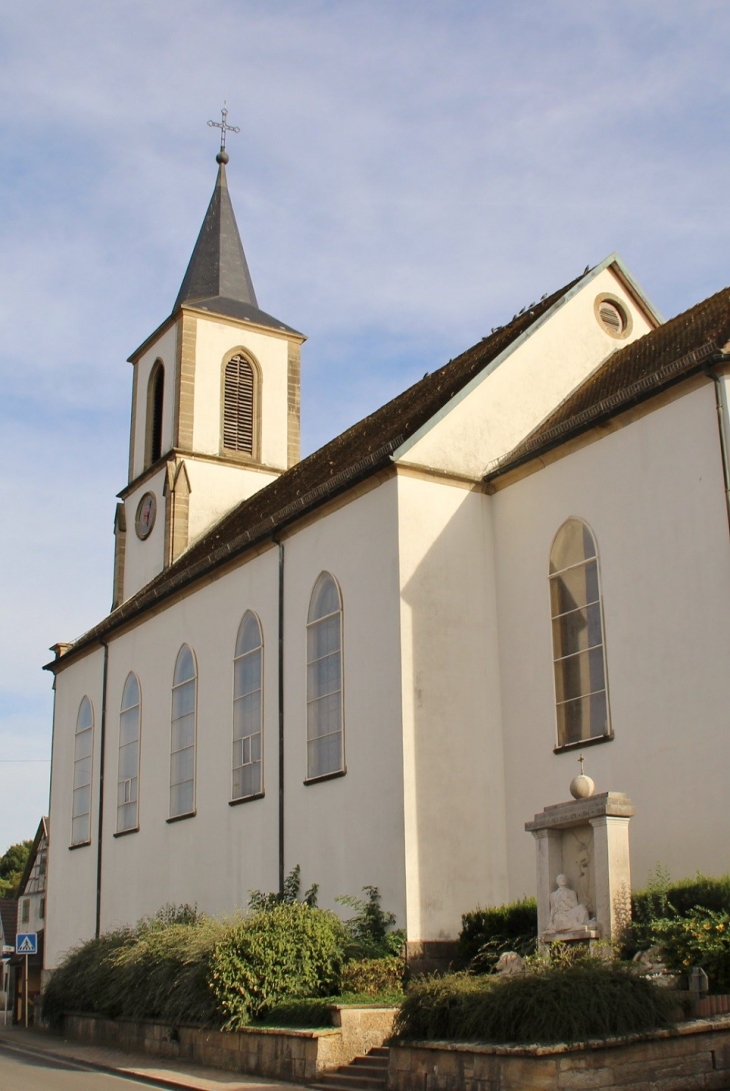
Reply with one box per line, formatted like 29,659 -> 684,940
113,115 -> 305,608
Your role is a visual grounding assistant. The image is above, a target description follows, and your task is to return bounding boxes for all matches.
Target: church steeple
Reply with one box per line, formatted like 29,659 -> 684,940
173,157 -> 258,313
114,112 -> 304,608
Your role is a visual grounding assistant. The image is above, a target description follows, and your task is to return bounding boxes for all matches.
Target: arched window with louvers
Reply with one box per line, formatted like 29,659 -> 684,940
549,518 -> 612,749
223,352 -> 258,456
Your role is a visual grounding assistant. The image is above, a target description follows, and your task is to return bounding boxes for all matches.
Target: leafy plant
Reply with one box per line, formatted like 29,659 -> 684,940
340,956 -> 405,996
649,908 -> 730,992
336,886 -> 405,959
248,865 -> 319,911
209,902 -> 346,1027
459,898 -> 537,971
0,839 -> 33,898
392,962 -> 676,1044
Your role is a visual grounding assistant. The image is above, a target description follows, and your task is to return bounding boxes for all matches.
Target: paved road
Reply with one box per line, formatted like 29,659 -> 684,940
0,1041 -> 175,1091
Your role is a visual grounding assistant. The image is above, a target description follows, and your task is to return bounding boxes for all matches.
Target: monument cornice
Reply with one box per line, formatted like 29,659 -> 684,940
525,792 -> 635,832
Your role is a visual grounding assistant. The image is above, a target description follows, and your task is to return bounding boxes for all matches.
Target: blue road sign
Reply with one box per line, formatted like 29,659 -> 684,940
16,933 -> 37,955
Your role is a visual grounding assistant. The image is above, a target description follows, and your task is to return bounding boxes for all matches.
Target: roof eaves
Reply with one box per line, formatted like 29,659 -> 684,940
484,339 -> 722,482
45,436 -> 404,673
392,267 -> 596,463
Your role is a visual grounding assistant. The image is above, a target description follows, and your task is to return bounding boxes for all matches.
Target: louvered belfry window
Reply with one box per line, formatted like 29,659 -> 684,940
223,354 -> 255,454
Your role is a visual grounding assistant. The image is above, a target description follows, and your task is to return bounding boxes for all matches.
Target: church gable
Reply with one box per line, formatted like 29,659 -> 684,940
393,256 -> 660,479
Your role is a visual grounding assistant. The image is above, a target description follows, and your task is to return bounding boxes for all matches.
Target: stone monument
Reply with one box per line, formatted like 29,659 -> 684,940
525,755 -> 634,945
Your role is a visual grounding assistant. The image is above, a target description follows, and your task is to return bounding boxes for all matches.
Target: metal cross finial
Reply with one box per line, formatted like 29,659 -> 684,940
208,103 -> 240,163
578,753 -> 585,776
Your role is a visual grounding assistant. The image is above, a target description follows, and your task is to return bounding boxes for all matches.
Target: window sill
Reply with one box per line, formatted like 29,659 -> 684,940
304,767 -> 347,786
68,840 -> 91,851
166,810 -> 196,824
554,733 -> 614,755
113,826 -> 139,838
229,792 -> 265,807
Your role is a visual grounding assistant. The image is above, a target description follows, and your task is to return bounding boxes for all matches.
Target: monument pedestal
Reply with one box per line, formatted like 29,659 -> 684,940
525,791 -> 634,945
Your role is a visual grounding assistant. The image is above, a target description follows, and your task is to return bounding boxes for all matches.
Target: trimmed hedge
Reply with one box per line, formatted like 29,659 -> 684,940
392,962 -> 676,1044
458,898 -> 537,970
340,956 -> 405,997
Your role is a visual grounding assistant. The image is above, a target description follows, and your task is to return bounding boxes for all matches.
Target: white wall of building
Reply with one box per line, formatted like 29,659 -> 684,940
492,382 -> 730,902
45,647 -> 106,967
397,472 -> 508,941
192,316 -> 293,470
121,465 -> 168,601
46,477 -> 408,968
129,323 -> 179,482
397,267 -> 655,477
184,459 -> 280,544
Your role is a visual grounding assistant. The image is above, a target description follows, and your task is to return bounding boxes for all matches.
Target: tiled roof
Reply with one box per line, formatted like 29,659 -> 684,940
50,274 -> 580,667
486,286 -> 730,481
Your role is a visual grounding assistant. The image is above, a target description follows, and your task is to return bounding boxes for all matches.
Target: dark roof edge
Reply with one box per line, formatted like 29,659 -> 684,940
485,341 -> 723,483
17,817 -> 48,897
45,437 -> 405,674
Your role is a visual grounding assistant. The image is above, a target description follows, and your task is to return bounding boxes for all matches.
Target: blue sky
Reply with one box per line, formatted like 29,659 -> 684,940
2,0 -> 729,849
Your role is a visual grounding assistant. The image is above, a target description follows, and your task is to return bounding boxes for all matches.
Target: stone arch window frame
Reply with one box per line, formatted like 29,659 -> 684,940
144,358 -> 165,469
70,696 -> 94,847
115,672 -> 142,836
230,610 -> 265,804
168,644 -> 198,821
305,571 -> 346,784
220,347 -> 262,462
549,517 -> 613,753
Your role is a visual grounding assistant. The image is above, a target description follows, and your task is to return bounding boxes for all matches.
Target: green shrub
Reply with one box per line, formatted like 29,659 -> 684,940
392,962 -> 676,1044
340,956 -> 405,996
458,898 -> 537,970
337,886 -> 405,959
209,902 -> 347,1027
248,864 -> 319,911
42,909 -> 225,1029
648,908 -> 730,992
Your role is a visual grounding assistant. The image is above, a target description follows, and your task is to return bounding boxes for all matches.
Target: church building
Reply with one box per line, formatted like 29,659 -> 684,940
44,136 -> 730,972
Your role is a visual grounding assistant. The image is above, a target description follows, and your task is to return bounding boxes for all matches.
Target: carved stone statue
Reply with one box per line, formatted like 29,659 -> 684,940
549,874 -> 591,931
494,951 -> 526,976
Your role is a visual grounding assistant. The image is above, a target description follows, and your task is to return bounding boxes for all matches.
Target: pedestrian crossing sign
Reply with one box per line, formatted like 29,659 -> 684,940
16,933 -> 37,955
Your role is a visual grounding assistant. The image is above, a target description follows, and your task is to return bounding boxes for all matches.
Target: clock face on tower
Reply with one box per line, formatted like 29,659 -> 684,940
135,493 -> 157,539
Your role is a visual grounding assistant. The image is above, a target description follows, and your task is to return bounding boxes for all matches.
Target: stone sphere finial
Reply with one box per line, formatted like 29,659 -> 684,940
216,148 -> 230,165
569,752 -> 595,799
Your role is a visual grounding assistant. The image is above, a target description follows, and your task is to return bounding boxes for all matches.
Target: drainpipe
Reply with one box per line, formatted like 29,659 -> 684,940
95,639 -> 109,938
272,538 -> 285,897
704,361 -> 730,536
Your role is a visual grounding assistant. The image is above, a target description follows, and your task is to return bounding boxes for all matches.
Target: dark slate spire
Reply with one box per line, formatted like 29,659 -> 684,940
173,157 -> 258,312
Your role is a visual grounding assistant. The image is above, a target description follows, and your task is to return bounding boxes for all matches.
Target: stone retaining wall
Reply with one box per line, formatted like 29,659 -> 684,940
388,1015 -> 730,1091
61,1006 -> 397,1081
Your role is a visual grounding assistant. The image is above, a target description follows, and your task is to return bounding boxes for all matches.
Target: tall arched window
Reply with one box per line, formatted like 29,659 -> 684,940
117,673 -> 141,833
145,360 -> 164,467
223,353 -> 255,454
549,519 -> 611,748
306,573 -> 344,780
72,697 -> 94,845
170,645 -> 196,818
232,612 -> 263,801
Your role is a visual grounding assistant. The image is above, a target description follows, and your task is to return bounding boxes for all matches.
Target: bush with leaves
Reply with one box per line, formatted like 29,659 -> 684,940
0,839 -> 33,898
209,902 -> 346,1027
337,886 -> 405,960
458,898 -> 537,972
248,864 -> 319,911
647,908 -> 730,992
340,955 -> 405,996
42,906 -> 223,1029
392,961 -> 676,1044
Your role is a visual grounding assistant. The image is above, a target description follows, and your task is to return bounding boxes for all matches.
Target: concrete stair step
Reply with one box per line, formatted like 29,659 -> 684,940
311,1074 -> 385,1090
348,1058 -> 389,1070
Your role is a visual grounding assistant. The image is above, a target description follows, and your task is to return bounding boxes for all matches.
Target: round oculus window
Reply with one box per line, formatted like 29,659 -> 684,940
135,492 -> 157,539
597,298 -> 628,337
